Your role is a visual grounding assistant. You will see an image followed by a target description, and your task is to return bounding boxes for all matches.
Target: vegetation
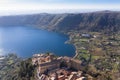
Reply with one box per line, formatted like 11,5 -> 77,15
0,11 -> 120,80
0,54 -> 22,80
68,31 -> 120,80
0,54 -> 37,80
17,58 -> 37,80
0,11 -> 120,33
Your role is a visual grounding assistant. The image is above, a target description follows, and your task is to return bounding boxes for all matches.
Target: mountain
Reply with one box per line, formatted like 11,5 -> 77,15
0,11 -> 120,32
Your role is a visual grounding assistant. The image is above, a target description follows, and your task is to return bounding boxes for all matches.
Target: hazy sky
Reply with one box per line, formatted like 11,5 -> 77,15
0,0 -> 120,15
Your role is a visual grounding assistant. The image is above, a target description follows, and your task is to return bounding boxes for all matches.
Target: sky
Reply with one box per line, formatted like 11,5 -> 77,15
0,0 -> 120,15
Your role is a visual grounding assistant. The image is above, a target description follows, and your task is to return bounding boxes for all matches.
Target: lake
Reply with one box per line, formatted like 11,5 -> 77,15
0,26 -> 75,57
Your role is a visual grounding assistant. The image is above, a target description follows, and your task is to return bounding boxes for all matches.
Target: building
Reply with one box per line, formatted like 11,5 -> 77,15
38,59 -> 61,74
32,54 -> 85,80
62,57 -> 83,71
81,34 -> 91,38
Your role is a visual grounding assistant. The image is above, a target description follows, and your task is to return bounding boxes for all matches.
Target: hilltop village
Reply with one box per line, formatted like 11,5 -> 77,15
0,12 -> 120,80
32,53 -> 87,80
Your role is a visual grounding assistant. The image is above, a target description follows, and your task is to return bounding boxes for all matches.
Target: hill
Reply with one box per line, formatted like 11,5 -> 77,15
0,11 -> 120,33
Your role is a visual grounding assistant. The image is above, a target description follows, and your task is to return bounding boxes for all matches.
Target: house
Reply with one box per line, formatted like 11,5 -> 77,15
81,34 -> 91,38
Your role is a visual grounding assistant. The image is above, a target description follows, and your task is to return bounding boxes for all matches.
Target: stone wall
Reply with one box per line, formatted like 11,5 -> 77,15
62,57 -> 83,71
70,59 -> 83,70
39,59 -> 61,74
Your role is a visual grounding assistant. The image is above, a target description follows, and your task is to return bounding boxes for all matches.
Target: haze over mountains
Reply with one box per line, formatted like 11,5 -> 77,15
0,11 -> 120,33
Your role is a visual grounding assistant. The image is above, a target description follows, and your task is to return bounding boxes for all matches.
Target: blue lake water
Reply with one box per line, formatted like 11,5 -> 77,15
0,26 -> 75,57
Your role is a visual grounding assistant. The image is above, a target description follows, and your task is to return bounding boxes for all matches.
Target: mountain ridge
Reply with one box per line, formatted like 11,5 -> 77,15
0,11 -> 120,33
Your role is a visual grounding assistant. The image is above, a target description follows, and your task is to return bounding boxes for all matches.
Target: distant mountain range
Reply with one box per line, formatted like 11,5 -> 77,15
0,11 -> 120,32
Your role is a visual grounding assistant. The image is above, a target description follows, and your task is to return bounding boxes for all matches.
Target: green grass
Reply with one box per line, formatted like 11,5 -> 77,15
92,56 -> 100,60
7,60 -> 14,65
79,39 -> 89,42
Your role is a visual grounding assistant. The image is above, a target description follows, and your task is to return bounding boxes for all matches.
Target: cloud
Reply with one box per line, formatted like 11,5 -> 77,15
0,3 -> 120,10
0,0 -> 120,15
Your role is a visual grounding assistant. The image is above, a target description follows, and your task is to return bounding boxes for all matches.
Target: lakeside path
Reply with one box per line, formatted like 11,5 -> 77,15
73,50 -> 78,59
68,35 -> 78,59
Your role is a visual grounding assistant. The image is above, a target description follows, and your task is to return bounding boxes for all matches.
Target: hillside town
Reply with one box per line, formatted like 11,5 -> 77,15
32,53 -> 87,80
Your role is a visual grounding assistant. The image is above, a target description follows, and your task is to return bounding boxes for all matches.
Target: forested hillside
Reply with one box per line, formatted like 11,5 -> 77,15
0,11 -> 120,33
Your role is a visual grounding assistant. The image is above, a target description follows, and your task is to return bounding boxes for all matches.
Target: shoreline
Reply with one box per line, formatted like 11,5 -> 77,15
33,26 -> 77,58
73,46 -> 78,58
67,34 -> 78,59
72,44 -> 78,59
